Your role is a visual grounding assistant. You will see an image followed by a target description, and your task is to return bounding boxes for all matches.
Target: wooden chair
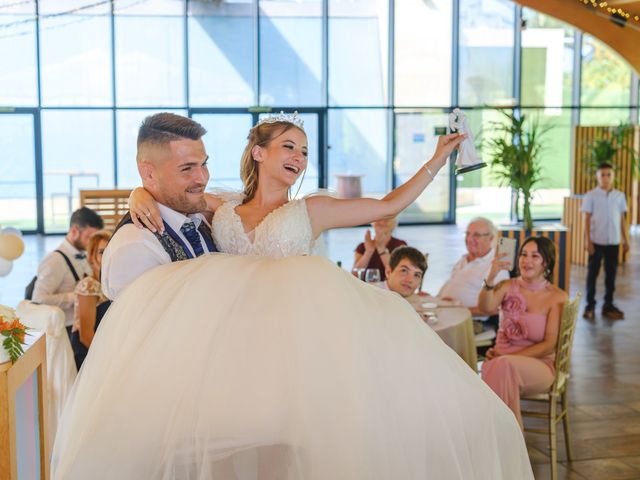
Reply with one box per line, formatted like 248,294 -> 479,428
79,189 -> 132,232
521,292 -> 582,480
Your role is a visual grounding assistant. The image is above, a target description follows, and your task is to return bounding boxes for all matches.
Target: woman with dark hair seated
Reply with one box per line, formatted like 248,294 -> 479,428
71,230 -> 111,369
479,236 -> 568,429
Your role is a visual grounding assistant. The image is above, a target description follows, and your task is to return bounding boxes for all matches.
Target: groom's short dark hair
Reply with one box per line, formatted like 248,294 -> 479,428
137,113 -> 207,150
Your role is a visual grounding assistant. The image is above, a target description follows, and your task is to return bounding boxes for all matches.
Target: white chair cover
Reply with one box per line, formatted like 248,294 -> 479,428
16,300 -> 77,446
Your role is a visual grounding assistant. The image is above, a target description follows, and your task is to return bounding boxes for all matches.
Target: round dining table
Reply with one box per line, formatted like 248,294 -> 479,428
408,295 -> 478,371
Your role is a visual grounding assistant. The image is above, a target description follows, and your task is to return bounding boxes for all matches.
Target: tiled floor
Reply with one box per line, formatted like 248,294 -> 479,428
1,223 -> 639,479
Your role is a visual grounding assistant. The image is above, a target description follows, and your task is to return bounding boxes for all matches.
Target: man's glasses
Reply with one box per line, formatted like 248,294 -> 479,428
465,232 -> 491,239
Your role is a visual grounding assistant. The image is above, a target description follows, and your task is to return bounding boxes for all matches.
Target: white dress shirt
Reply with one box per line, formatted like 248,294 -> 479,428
582,187 -> 627,245
102,203 -> 214,300
437,249 -> 509,310
32,239 -> 93,327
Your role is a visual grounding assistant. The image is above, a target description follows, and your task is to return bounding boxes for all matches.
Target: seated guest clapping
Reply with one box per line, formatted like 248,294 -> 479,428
376,246 -> 428,298
353,218 -> 407,281
71,230 -> 111,370
478,236 -> 567,429
438,217 -> 509,316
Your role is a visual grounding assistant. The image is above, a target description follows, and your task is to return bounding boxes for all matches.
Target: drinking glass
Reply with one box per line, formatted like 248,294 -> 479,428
351,268 -> 365,280
365,268 -> 381,283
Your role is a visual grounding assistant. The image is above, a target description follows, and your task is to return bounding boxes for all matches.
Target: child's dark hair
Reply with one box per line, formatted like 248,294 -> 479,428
597,162 -> 614,171
389,246 -> 428,274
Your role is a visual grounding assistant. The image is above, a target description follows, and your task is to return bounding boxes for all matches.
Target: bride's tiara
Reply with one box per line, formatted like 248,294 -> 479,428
256,111 -> 305,131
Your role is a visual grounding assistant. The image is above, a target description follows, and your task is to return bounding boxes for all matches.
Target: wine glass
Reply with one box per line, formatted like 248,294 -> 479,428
365,268 -> 381,283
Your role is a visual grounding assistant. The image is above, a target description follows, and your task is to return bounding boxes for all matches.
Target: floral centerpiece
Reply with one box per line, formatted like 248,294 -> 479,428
0,305 -> 29,364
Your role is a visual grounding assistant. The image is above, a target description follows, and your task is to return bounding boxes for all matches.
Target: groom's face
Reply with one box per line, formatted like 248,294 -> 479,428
141,138 -> 209,214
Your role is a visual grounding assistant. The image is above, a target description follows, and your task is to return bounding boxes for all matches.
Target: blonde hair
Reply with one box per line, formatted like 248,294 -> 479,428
87,230 -> 112,270
240,122 -> 304,203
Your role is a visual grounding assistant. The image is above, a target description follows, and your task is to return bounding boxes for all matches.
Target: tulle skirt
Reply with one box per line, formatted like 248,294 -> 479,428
52,254 -> 532,479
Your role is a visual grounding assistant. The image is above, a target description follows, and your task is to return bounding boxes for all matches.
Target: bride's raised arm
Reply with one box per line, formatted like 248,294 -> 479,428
129,188 -> 224,233
307,133 -> 466,237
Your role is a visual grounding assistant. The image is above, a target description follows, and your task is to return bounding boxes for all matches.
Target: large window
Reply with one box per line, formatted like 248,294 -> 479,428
520,10 -> 574,220
459,0 -> 515,107
394,111 -> 451,222
580,34 -> 632,126
115,1 -> 186,107
0,1 -> 637,232
329,0 -> 388,106
260,0 -> 323,106
0,114 -> 37,231
328,109 -> 389,197
39,1 -> 112,106
521,9 -> 574,108
41,110 -> 114,232
0,2 -> 37,106
394,0 -> 452,107
456,108 -> 513,224
188,2 -> 254,106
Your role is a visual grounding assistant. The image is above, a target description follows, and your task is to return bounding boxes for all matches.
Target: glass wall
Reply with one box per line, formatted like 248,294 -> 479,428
0,114 -> 37,230
0,2 -> 37,106
394,111 -> 451,222
580,34 -> 632,126
328,109 -> 389,196
329,0 -> 388,106
459,0 -> 515,107
0,0 -> 636,233
520,9 -> 575,220
394,0 -> 451,107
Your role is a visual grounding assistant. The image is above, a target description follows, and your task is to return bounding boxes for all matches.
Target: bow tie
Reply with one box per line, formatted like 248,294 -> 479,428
75,253 -> 86,260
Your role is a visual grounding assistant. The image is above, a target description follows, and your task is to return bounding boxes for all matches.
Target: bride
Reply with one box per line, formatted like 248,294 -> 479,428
52,113 -> 533,479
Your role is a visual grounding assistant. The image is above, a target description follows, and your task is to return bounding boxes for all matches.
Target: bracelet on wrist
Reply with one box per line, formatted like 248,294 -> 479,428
378,248 -> 390,256
482,278 -> 496,291
423,164 -> 435,181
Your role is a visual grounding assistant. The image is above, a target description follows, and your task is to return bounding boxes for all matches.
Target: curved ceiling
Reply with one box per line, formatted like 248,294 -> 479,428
516,0 -> 640,74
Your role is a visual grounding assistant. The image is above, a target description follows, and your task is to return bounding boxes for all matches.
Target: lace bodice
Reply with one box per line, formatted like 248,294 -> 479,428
211,198 -> 314,258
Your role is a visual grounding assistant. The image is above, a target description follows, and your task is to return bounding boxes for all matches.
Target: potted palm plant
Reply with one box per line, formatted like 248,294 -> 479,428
484,110 -> 549,231
583,123 -> 637,179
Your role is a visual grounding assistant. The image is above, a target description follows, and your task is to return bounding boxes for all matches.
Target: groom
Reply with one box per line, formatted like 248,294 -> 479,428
102,113 -> 217,300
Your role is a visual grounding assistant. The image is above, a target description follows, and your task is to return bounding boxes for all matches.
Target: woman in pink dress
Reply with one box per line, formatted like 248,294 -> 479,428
479,236 -> 568,428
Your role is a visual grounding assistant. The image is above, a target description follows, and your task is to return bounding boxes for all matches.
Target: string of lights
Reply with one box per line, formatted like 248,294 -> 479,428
578,0 -> 640,24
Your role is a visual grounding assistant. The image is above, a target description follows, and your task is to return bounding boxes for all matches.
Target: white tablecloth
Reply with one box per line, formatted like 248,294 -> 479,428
16,300 -> 77,446
409,296 -> 478,371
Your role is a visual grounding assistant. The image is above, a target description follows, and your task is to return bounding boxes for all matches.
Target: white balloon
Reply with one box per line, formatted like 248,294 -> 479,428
1,227 -> 22,237
0,257 -> 12,277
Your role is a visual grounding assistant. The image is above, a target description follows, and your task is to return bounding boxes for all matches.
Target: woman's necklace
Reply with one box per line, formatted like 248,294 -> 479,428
517,277 -> 549,292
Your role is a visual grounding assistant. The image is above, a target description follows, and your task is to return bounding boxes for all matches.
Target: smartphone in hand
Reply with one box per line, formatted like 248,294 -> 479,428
497,237 -> 517,271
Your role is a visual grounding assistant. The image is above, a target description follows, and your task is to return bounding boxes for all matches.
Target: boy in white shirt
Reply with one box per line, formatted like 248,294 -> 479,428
582,163 -> 630,320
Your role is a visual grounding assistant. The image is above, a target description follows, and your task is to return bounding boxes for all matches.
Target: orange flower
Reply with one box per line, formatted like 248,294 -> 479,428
0,318 -> 27,343
9,319 -> 27,343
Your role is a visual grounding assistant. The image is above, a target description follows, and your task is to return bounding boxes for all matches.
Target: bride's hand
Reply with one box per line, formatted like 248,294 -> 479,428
129,187 -> 163,233
431,133 -> 467,167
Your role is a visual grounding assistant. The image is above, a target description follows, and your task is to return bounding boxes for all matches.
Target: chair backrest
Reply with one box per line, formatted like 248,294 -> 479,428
80,189 -> 132,232
551,292 -> 581,395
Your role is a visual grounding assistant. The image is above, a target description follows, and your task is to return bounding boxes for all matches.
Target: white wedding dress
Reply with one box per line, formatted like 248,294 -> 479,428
52,198 -> 533,480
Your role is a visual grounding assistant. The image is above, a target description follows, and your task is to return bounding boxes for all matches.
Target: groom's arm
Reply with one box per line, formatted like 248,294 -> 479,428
101,225 -> 170,300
